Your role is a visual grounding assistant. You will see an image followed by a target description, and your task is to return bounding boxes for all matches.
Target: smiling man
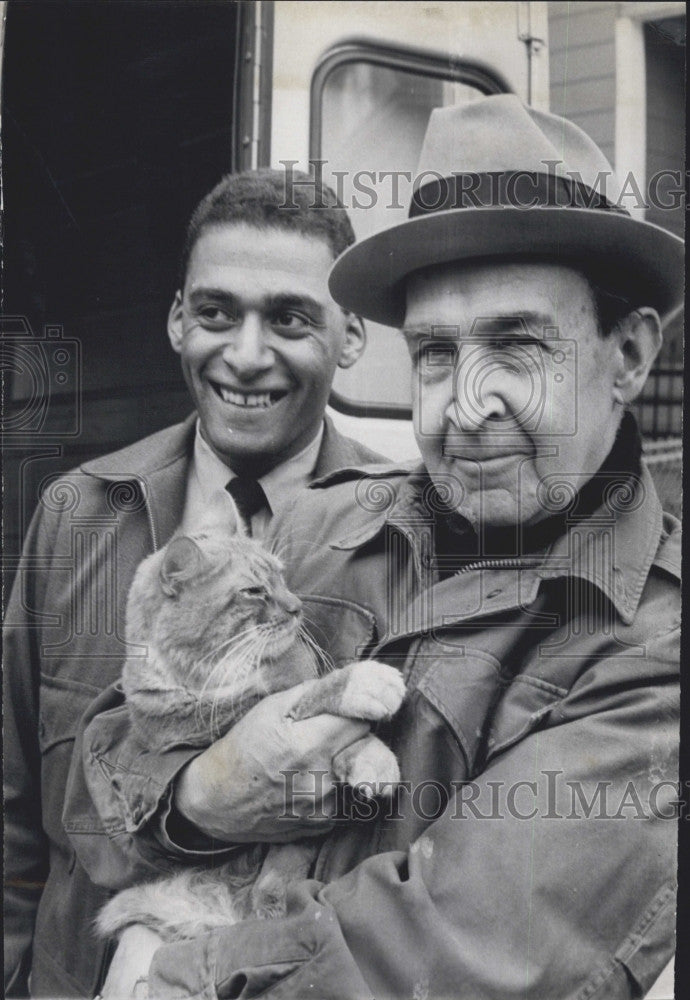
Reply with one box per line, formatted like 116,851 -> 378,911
134,97 -> 682,1000
166,173 -> 378,534
170,211 -> 367,485
3,169 -> 386,997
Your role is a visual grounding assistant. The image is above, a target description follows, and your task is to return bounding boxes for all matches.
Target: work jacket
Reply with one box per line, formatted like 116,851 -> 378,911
3,414 -> 385,998
139,458 -> 680,1000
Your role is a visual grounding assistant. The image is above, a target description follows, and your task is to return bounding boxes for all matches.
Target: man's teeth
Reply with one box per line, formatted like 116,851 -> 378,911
218,387 -> 276,408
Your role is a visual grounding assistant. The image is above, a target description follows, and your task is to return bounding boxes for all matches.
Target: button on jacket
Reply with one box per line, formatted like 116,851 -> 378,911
143,457 -> 678,1000
3,413 -> 386,998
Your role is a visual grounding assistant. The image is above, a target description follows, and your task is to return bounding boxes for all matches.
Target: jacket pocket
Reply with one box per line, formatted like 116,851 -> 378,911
411,646 -> 504,775
39,673 -> 103,845
485,673 -> 567,763
408,646 -> 566,777
298,594 -> 377,669
217,960 -> 309,999
38,672 -> 102,752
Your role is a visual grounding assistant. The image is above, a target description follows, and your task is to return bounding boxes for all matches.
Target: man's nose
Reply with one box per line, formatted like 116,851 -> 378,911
221,314 -> 273,377
449,348 -> 513,431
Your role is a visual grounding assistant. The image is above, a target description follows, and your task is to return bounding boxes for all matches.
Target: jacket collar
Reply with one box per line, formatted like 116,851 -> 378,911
80,413 -> 196,549
81,414 -> 385,483
78,413 -> 399,550
80,412 -> 196,479
312,416 -> 409,483
332,462 -> 678,627
535,462 -> 675,624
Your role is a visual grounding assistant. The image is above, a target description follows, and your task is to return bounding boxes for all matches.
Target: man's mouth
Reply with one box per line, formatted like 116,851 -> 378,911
445,449 -> 521,461
211,381 -> 288,409
443,442 -> 533,462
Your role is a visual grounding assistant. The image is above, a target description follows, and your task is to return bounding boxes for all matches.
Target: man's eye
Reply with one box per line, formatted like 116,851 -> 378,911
416,343 -> 458,368
196,305 -> 236,328
271,310 -> 311,333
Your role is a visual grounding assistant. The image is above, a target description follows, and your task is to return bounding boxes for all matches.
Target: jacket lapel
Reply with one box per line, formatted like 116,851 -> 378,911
80,413 -> 196,550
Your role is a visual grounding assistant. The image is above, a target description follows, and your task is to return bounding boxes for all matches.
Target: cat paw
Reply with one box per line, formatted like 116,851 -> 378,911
342,738 -> 401,797
338,661 -> 406,720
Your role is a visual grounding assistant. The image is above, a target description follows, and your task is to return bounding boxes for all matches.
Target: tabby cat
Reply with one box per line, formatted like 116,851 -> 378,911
97,494 -> 404,943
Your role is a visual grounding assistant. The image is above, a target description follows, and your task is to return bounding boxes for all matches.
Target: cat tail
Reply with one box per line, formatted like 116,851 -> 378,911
96,868 -> 248,943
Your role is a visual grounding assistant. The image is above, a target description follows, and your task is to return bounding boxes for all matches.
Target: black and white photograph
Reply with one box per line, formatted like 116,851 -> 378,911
2,2 -> 685,998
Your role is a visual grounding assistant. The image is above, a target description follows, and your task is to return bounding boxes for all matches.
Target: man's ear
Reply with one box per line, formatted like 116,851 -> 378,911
337,313 -> 366,370
612,307 -> 662,406
167,291 -> 184,355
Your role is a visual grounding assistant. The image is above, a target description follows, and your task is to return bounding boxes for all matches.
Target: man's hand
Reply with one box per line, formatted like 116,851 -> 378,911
174,682 -> 371,842
100,924 -> 163,998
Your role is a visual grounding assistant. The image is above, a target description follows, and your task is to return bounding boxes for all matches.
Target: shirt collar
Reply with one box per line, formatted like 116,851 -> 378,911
257,423 -> 324,513
192,419 -> 324,515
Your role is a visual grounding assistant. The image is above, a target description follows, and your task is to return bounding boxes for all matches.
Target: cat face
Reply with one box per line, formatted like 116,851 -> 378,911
139,524 -> 309,697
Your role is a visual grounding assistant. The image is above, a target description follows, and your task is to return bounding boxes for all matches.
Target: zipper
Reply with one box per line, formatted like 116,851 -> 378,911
453,556 -> 543,575
144,487 -> 159,551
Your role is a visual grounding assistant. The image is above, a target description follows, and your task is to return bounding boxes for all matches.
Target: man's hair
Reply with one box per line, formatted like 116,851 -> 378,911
589,282 -> 636,339
178,168 -> 355,287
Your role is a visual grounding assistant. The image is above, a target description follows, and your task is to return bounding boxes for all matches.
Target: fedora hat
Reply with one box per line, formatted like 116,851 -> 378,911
329,94 -> 684,326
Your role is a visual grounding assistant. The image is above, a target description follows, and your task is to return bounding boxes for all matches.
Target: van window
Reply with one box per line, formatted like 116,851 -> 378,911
311,43 -> 510,417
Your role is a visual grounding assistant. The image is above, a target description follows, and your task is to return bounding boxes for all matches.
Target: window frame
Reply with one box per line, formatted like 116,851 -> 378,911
310,37 -> 512,420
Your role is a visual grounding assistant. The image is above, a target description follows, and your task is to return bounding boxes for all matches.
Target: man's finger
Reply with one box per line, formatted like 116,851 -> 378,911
274,785 -> 340,836
287,712 -> 371,755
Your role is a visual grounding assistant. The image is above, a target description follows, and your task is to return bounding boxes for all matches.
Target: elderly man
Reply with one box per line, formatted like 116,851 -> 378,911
65,97 -> 681,998
3,168 -> 384,997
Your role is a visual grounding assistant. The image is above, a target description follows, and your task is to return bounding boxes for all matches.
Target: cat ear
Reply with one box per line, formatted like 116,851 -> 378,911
201,490 -> 247,537
160,537 -> 209,597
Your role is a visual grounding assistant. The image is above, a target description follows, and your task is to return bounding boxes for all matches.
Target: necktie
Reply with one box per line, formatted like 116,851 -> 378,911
225,477 -> 267,536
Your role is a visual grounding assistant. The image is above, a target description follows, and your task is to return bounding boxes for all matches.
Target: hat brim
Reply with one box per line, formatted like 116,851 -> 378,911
329,208 -> 684,327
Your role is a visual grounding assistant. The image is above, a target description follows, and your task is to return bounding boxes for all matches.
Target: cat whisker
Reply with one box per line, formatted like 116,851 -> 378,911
196,640 -> 266,730
204,624 -> 278,728
220,648 -> 266,723
297,610 -> 331,650
194,626 -> 268,689
297,625 -> 334,676
198,634 -> 263,703
194,623 -> 265,666
264,534 -> 288,558
298,639 -> 321,679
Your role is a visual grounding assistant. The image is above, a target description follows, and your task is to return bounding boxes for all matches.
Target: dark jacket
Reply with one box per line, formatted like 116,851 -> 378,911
142,459 -> 679,1000
3,414 -> 386,997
